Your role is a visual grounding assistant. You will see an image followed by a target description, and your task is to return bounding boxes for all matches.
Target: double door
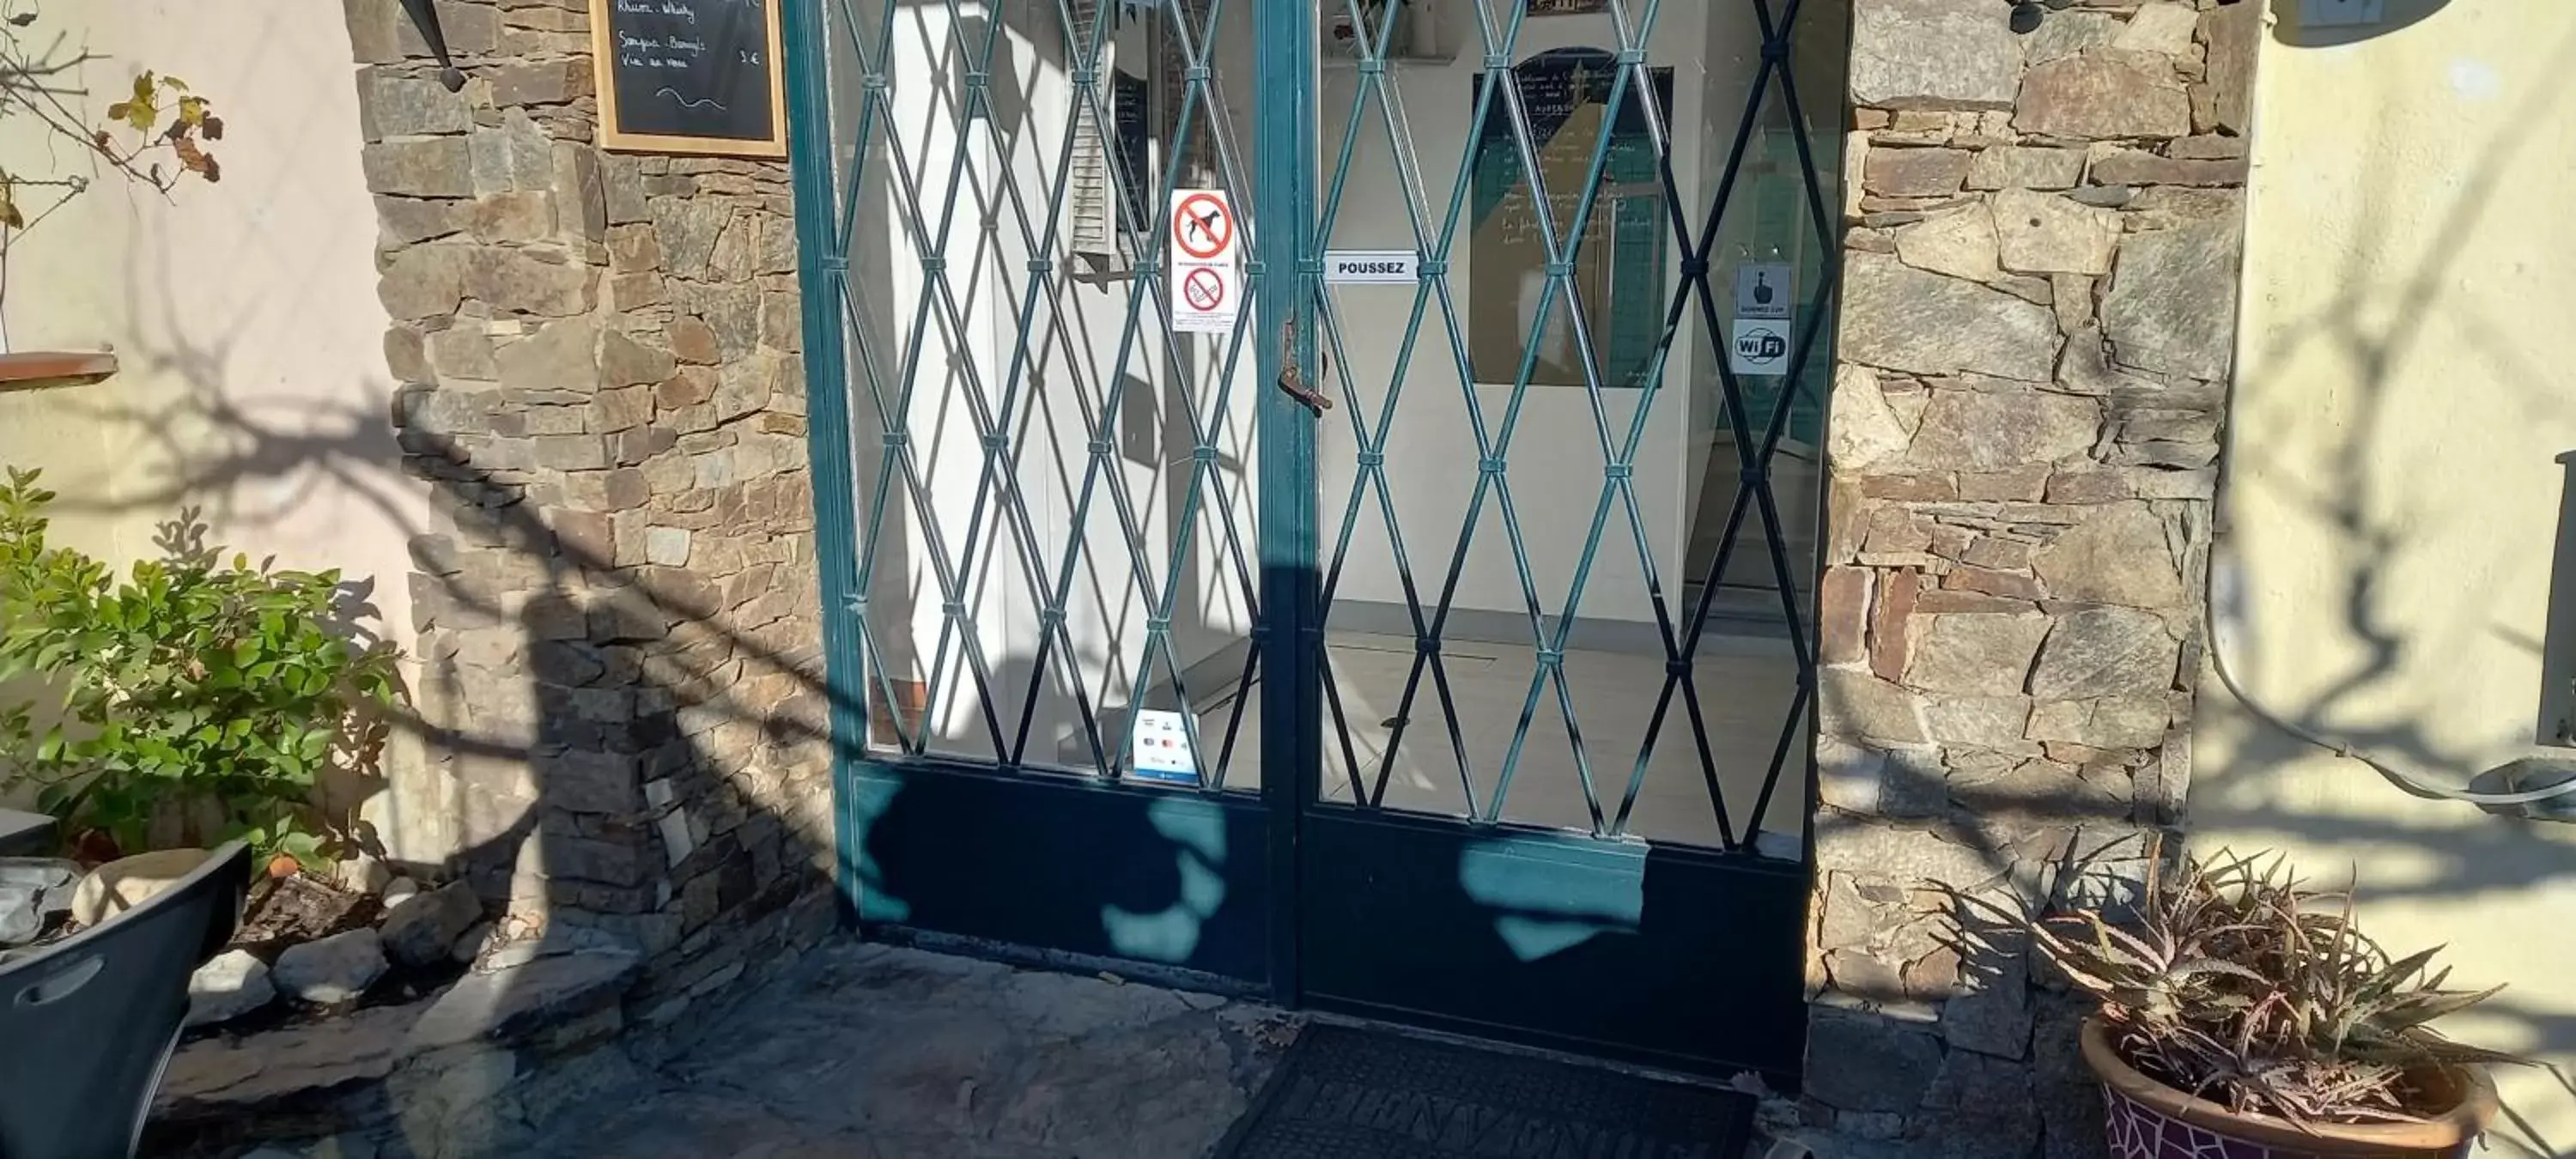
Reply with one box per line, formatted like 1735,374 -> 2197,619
785,0 -> 1844,1080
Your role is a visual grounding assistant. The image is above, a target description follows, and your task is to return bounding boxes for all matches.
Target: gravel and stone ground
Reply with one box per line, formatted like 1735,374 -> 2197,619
211,937 -> 1819,1159
523,942 -> 1296,1159
228,938 -> 1299,1159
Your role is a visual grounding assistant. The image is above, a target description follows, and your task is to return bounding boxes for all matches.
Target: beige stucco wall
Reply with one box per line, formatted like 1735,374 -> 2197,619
0,1 -> 421,820
2196,3 -> 2576,1154
0,0 -> 418,626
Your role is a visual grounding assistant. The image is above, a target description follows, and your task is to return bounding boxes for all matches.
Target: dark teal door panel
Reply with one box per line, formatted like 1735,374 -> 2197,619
1299,807 -> 1809,1080
780,0 -> 1297,993
1289,0 -> 1840,1083
846,764 -> 1273,986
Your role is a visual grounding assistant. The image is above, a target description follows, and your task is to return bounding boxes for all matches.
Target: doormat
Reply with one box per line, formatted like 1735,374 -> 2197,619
1211,1023 -> 1756,1158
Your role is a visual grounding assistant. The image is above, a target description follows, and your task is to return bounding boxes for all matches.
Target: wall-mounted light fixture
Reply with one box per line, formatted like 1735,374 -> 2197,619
397,0 -> 468,92
2007,0 -> 2075,35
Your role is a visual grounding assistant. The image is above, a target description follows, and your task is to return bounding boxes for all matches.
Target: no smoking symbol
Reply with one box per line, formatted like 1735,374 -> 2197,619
1182,267 -> 1226,313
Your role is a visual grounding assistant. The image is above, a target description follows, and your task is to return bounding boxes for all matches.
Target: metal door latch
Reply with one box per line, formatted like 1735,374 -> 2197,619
1276,317 -> 1333,416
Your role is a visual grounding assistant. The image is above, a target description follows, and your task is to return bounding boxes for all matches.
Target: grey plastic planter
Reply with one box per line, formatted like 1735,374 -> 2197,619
0,842 -> 251,1159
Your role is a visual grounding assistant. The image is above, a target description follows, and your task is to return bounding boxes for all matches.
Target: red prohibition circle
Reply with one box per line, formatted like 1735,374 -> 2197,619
1182,267 -> 1227,313
1173,193 -> 1232,259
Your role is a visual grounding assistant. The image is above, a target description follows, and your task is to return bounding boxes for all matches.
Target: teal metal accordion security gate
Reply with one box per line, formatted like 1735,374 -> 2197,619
784,0 -> 1845,1080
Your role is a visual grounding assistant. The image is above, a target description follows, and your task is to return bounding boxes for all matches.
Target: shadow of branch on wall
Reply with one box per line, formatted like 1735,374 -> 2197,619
2184,20 -> 2576,1158
56,3 -> 2576,1156
25,173 -> 874,1157
21,14 -> 1288,1149
1803,21 -> 2576,1155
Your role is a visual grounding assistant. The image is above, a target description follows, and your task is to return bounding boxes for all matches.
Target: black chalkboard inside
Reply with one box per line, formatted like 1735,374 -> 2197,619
590,0 -> 786,158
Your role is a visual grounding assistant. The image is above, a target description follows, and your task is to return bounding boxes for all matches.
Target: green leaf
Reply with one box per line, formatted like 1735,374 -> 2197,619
117,79 -> 159,132
2168,959 -> 2268,986
0,477 -> 401,860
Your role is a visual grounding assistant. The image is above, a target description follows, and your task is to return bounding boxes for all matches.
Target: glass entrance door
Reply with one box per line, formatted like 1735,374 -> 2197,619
790,0 -> 1286,983
1289,0 -> 1843,1077
785,0 -> 1841,1080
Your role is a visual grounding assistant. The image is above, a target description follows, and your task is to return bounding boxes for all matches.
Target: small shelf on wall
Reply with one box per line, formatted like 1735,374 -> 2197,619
1321,50 -> 1461,70
0,350 -> 117,392
1323,0 -> 1461,67
1321,49 -> 1461,69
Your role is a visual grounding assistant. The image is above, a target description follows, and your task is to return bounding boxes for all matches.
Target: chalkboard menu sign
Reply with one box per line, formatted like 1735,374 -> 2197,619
588,0 -> 787,158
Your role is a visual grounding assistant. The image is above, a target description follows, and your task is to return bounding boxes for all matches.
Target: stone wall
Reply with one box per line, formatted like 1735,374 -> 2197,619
1806,1 -> 2258,1156
341,0 -> 836,1016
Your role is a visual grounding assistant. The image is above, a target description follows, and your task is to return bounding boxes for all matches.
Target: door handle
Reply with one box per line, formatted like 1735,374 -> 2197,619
1276,316 -> 1333,416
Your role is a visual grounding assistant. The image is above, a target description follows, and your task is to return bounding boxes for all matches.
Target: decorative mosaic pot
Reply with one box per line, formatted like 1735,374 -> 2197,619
2084,1018 -> 2495,1159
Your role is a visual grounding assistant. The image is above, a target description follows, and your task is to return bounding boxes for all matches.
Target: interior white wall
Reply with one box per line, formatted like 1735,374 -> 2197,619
845,1 -> 1261,763
838,0 -> 1820,762
1315,3 -> 1710,628
1680,3 -> 1837,605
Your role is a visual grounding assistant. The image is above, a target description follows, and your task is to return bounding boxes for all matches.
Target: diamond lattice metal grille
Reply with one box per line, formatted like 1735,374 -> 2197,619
1308,0 -> 1843,857
816,0 -> 1272,790
807,0 -> 1844,857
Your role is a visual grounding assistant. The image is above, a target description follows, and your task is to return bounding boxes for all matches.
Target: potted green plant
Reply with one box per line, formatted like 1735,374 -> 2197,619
2013,849 -> 2520,1159
0,469 -> 398,870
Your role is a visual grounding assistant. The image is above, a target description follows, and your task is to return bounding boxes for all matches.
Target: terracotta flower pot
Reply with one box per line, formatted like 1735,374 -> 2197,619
2081,1017 -> 2496,1159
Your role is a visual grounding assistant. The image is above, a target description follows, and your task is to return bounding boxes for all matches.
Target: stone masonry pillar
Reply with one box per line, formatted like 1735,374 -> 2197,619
342,0 -> 838,1016
1806,1 -> 2259,1155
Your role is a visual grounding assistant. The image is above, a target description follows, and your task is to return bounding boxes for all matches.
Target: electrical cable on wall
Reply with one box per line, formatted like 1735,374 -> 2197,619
2196,38 -> 2576,814
2204,440 -> 2576,810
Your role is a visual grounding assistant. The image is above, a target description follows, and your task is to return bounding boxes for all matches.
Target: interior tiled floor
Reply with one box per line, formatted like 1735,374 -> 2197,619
954,628 -> 1810,854
1225,631 -> 1811,853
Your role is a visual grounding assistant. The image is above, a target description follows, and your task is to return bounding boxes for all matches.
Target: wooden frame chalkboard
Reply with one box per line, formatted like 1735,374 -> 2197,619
589,0 -> 787,159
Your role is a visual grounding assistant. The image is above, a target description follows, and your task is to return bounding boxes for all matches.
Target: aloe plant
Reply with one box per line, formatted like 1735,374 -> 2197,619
1998,848 -> 2524,1126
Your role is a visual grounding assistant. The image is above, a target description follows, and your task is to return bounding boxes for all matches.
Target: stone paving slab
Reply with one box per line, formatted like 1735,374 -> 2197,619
214,937 -> 1805,1159
516,941 -> 1295,1158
